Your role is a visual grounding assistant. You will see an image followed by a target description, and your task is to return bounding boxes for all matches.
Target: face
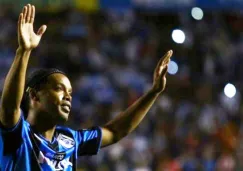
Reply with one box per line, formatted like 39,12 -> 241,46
36,73 -> 72,122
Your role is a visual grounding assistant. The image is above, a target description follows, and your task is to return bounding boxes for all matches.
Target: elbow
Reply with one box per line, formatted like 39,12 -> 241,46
105,125 -> 130,143
0,107 -> 21,128
0,97 -> 21,113
0,102 -> 20,115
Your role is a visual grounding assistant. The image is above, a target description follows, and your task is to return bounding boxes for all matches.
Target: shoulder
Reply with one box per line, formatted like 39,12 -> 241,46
55,126 -> 102,143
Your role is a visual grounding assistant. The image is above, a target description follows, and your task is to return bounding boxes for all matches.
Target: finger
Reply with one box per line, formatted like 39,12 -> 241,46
159,63 -> 168,75
161,65 -> 168,77
164,58 -> 171,66
164,57 -> 171,66
18,13 -> 23,25
30,5 -> 35,23
26,4 -> 31,23
155,50 -> 172,72
37,25 -> 47,36
163,50 -> 173,64
18,13 -> 23,33
22,6 -> 27,23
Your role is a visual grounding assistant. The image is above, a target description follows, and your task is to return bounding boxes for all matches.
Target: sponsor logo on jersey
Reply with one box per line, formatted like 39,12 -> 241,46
38,151 -> 72,170
53,152 -> 66,161
57,133 -> 75,148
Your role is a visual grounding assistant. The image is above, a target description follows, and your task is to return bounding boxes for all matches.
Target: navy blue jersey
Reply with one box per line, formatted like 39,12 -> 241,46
0,112 -> 102,171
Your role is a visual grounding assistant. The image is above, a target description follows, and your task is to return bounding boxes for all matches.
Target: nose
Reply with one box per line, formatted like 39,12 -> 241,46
63,92 -> 72,102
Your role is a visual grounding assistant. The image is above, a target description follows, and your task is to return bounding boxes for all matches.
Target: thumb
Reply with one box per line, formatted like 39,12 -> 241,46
37,25 -> 47,36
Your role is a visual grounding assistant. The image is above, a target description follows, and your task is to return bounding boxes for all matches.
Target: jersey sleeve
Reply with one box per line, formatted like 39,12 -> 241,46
0,111 -> 25,154
76,126 -> 102,156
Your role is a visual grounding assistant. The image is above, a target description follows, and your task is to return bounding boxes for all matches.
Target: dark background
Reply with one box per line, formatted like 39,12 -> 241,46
1,0 -> 243,170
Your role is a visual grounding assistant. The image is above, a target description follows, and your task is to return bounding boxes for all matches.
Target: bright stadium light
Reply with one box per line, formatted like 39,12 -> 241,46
168,60 -> 178,75
191,7 -> 204,20
224,83 -> 236,98
172,29 -> 185,44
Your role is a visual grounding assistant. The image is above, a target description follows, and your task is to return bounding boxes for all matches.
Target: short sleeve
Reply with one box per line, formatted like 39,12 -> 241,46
0,112 -> 25,154
77,126 -> 102,156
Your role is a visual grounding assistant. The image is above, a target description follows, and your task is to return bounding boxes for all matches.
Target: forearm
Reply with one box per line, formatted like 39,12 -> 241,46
0,48 -> 31,124
104,88 -> 160,142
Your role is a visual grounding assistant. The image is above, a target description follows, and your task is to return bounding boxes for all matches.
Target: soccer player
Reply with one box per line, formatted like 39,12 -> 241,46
0,4 -> 173,171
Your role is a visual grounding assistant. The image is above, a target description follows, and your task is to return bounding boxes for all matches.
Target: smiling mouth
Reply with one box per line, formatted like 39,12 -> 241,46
61,105 -> 70,113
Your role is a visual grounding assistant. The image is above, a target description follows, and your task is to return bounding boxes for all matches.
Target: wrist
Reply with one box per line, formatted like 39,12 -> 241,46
16,47 -> 32,54
148,87 -> 161,97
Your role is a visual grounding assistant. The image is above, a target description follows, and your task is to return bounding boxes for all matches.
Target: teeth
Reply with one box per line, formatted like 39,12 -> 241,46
62,105 -> 70,112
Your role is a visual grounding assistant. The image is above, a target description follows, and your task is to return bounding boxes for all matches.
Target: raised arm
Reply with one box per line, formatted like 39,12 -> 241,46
101,50 -> 173,147
0,4 -> 46,127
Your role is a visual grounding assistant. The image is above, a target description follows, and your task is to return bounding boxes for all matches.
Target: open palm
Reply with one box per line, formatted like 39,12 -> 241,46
18,4 -> 46,50
152,50 -> 173,94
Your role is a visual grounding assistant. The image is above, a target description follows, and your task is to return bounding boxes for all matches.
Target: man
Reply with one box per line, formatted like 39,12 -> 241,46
0,4 -> 173,171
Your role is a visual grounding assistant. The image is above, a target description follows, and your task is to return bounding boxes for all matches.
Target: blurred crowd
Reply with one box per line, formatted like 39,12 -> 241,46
1,5 -> 243,171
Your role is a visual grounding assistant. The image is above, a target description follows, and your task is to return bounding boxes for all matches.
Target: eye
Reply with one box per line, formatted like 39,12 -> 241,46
55,86 -> 63,91
67,92 -> 72,98
68,88 -> 73,95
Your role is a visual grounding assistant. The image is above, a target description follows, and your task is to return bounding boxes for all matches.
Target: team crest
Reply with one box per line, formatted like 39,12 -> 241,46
57,134 -> 75,148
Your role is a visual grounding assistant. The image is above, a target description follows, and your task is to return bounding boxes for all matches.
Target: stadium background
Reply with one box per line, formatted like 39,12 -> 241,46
1,0 -> 243,170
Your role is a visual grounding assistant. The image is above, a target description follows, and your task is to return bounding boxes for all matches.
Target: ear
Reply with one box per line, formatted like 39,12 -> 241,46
29,88 -> 39,101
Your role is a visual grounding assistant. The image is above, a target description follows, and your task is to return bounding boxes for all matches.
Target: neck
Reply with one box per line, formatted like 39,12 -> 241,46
37,126 -> 56,142
27,111 -> 57,142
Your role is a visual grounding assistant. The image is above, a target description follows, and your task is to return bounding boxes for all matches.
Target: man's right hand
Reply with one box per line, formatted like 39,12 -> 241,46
18,4 -> 47,51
